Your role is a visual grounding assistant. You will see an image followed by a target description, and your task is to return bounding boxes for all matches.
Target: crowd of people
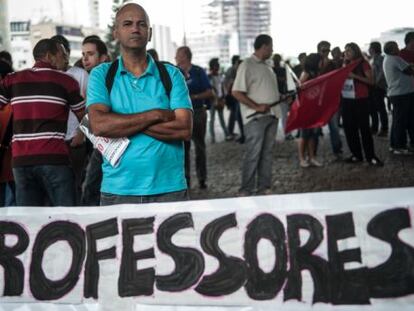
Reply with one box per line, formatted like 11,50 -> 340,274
0,2 -> 413,206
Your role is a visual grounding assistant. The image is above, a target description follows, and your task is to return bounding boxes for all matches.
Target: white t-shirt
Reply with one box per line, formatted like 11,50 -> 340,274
66,66 -> 89,140
232,55 -> 280,123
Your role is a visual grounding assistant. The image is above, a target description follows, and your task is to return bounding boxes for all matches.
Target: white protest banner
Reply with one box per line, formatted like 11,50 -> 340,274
0,187 -> 414,311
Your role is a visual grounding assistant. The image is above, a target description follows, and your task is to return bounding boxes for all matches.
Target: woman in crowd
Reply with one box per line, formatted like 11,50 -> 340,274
297,53 -> 323,168
341,42 -> 383,166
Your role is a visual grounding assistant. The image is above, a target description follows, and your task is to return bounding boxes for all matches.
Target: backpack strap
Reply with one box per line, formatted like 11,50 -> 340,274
155,60 -> 172,99
105,59 -> 119,95
105,58 -> 172,100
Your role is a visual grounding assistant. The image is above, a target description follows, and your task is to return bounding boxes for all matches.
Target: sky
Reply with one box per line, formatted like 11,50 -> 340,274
8,0 -> 414,58
99,0 -> 414,58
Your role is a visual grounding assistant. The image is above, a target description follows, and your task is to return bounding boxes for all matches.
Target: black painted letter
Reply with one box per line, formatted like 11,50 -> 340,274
30,221 -> 85,300
367,208 -> 414,298
84,218 -> 118,299
284,214 -> 330,303
195,213 -> 247,296
0,221 -> 29,296
118,217 -> 155,297
244,214 -> 287,300
326,212 -> 369,304
156,213 -> 205,292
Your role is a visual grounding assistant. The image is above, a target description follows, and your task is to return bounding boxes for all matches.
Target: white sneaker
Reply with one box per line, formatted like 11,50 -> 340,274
300,159 -> 310,168
310,158 -> 323,167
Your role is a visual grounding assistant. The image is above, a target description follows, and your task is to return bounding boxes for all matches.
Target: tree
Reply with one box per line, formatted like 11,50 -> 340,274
105,0 -> 126,60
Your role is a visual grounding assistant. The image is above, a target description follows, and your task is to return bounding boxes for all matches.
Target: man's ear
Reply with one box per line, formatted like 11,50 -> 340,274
44,51 -> 53,64
99,54 -> 107,63
148,27 -> 152,42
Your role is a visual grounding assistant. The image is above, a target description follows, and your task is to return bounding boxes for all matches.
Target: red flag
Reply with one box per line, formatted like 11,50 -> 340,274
285,61 -> 359,133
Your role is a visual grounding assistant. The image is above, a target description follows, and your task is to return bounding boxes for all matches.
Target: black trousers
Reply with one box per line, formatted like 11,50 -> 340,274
342,98 -> 376,161
185,107 -> 207,186
389,92 -> 414,149
370,87 -> 388,132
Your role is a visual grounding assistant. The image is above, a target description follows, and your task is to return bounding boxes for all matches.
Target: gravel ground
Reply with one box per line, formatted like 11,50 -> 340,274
187,121 -> 414,200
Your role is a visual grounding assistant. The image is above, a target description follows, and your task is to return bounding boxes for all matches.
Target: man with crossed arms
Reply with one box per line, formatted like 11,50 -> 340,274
87,3 -> 192,205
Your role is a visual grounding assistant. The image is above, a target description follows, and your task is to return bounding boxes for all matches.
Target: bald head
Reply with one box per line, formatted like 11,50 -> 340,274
115,2 -> 150,28
113,2 -> 152,52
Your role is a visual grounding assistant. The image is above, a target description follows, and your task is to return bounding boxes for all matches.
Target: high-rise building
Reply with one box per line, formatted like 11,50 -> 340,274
89,0 -> 100,29
149,24 -> 177,63
10,21 -> 31,69
188,0 -> 271,68
8,0 -> 91,28
0,0 -> 11,51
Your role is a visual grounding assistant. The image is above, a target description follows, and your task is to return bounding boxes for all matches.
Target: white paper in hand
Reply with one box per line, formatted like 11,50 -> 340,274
79,114 -> 130,167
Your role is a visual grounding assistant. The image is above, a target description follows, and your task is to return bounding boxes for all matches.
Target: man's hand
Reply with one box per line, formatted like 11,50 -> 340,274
70,131 -> 85,147
88,104 -> 176,138
152,109 -> 176,123
256,104 -> 270,113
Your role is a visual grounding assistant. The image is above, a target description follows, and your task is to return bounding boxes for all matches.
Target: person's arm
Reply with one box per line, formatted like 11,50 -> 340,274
402,66 -> 414,75
88,104 -> 175,138
144,108 -> 192,141
349,62 -> 373,85
232,90 -> 270,113
191,88 -> 214,101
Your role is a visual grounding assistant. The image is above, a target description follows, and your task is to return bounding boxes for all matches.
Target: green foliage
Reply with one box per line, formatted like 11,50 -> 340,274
105,0 -> 126,60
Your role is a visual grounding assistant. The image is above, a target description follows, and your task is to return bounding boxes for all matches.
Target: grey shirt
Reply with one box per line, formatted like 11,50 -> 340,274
383,55 -> 414,97
371,54 -> 387,90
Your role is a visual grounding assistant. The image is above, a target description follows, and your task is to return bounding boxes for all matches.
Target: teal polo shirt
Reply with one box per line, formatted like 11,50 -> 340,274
86,55 -> 192,196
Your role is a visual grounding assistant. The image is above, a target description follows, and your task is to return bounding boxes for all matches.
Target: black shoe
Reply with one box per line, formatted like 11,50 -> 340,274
285,134 -> 294,141
199,181 -> 207,189
368,156 -> 384,167
344,155 -> 363,163
236,136 -> 245,144
377,129 -> 388,137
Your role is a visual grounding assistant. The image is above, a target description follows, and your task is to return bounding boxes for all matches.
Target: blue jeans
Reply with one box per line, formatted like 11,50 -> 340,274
100,190 -> 188,206
0,182 -> 15,207
13,165 -> 76,206
328,112 -> 343,154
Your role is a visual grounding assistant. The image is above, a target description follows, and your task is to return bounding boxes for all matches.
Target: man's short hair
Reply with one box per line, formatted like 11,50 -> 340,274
231,55 -> 240,66
369,41 -> 382,54
0,50 -> 12,64
83,35 -> 101,44
51,35 -> 70,54
177,46 -> 192,61
317,40 -> 330,52
33,39 -> 60,61
209,57 -> 219,70
298,52 -> 306,61
254,34 -> 272,50
384,41 -> 398,55
82,37 -> 108,57
404,31 -> 414,45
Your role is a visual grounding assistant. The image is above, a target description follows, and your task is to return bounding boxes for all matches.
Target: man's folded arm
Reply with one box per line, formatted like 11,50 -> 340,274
144,108 -> 193,141
88,103 -> 175,138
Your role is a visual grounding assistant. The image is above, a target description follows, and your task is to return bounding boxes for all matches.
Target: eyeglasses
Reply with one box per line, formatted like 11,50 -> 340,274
321,48 -> 330,53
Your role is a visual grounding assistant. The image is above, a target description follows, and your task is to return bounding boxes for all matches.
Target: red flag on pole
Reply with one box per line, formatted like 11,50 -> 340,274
285,61 -> 359,133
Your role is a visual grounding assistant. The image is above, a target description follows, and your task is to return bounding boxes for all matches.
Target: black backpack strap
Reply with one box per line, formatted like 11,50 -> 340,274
105,59 -> 119,95
155,61 -> 172,99
105,59 -> 172,99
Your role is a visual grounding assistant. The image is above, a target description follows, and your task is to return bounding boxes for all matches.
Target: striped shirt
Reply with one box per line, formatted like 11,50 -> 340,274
0,61 -> 85,167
